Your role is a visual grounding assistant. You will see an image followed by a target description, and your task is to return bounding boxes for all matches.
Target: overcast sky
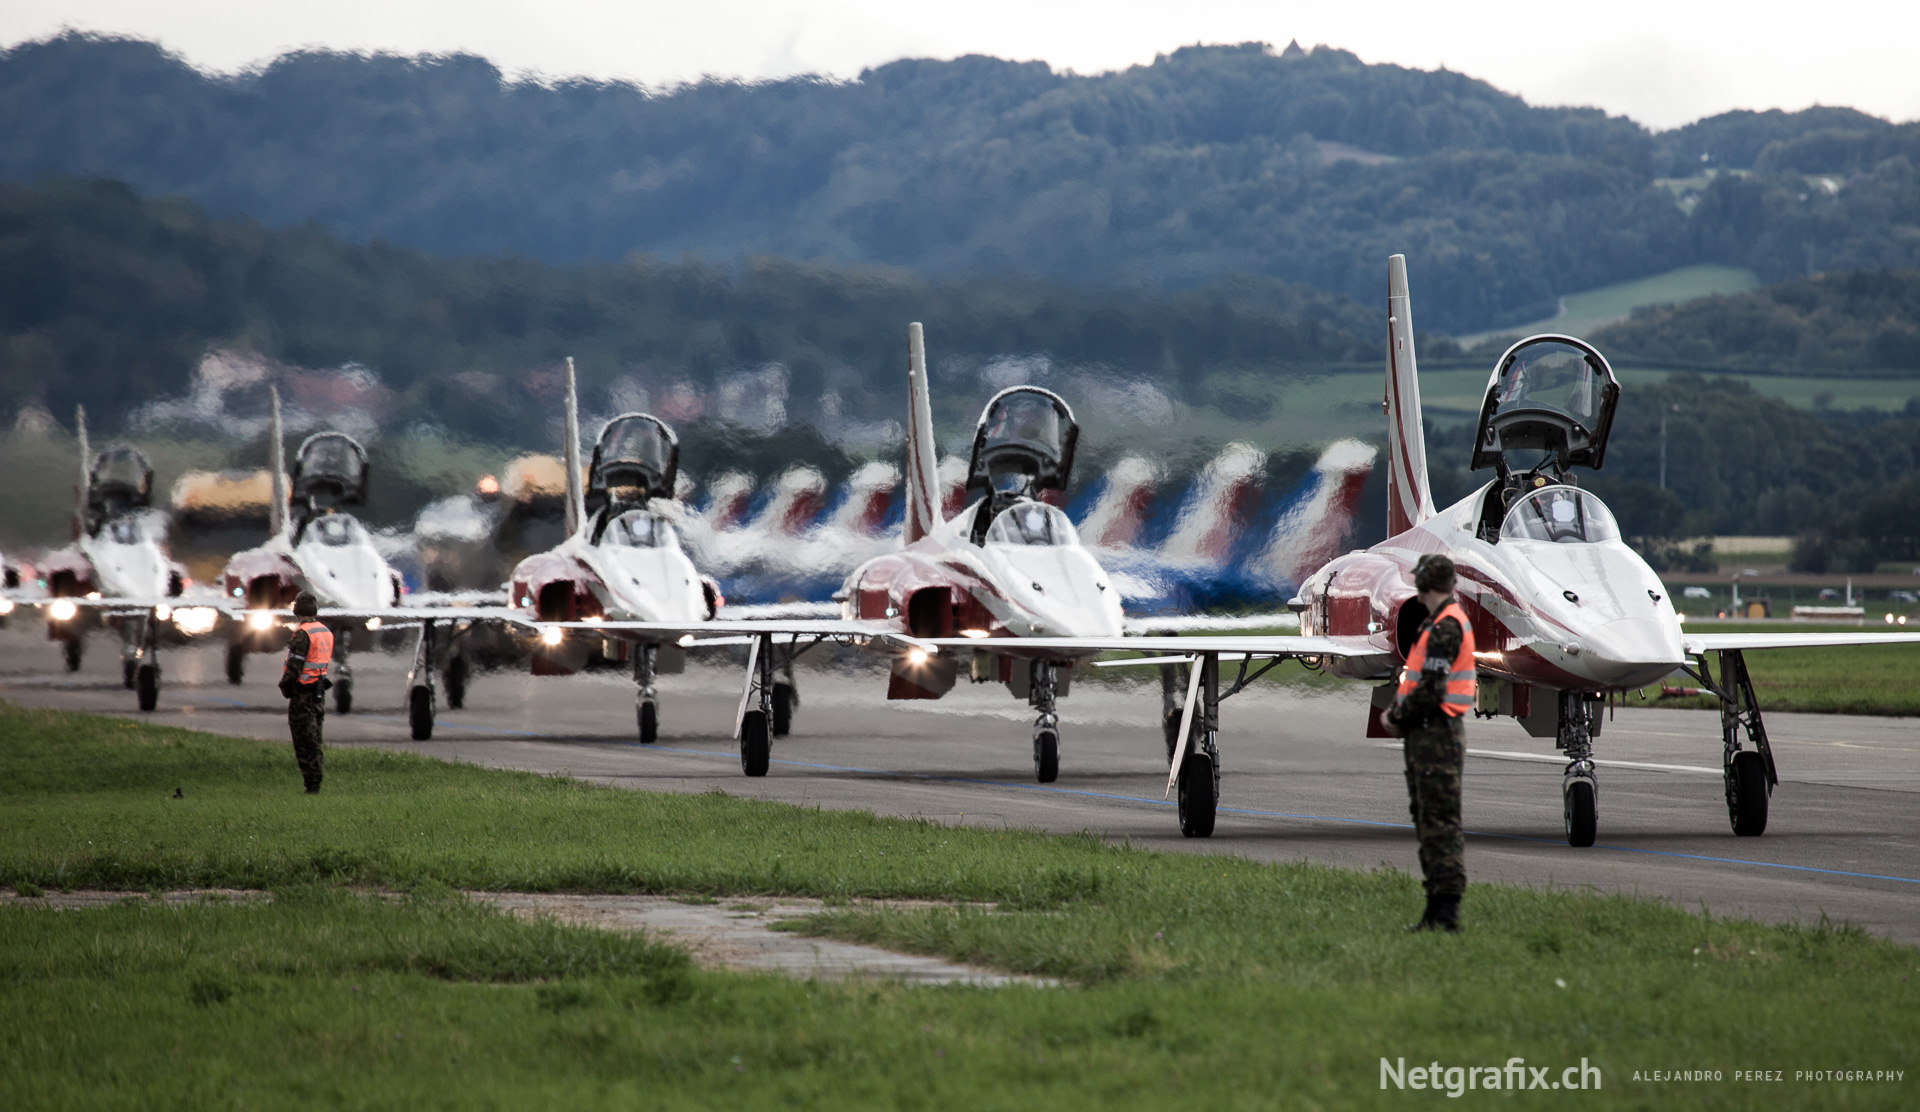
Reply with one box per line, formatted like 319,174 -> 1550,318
5,0 -> 1915,131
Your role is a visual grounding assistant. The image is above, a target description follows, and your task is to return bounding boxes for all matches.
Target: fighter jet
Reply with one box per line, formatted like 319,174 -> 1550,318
218,387 -> 408,714
918,255 -> 1920,843
29,407 -> 208,710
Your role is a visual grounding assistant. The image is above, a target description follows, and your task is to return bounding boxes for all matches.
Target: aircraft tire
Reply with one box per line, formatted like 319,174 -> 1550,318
1178,751 -> 1216,838
740,711 -> 770,777
772,683 -> 795,737
445,656 -> 468,710
638,699 -> 658,744
136,664 -> 159,712
225,643 -> 245,685
123,659 -> 137,689
334,679 -> 353,715
1727,751 -> 1769,837
408,686 -> 433,740
1033,728 -> 1059,783
63,638 -> 83,673
1564,779 -> 1597,847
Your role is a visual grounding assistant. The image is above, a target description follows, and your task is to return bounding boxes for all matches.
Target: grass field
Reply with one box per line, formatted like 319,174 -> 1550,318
3,703 -> 1917,1108
1633,623 -> 1920,716
1455,265 -> 1761,347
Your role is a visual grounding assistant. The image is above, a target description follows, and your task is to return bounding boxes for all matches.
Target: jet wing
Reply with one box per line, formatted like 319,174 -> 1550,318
503,614 -> 935,650
1124,613 -> 1301,634
1685,632 -> 1920,653
921,634 -> 1373,658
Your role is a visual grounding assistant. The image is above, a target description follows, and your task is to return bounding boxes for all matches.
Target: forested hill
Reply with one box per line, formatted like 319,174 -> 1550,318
4,34 -> 1915,332
1592,269 -> 1920,372
0,178 -> 1374,437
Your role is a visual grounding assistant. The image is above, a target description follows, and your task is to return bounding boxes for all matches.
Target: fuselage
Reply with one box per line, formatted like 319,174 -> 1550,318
1298,480 -> 1685,694
223,512 -> 400,611
839,496 -> 1125,659
508,504 -> 710,625
45,512 -> 179,602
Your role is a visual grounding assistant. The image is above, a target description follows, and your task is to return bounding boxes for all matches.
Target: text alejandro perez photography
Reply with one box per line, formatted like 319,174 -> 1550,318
1381,1058 -> 1602,1094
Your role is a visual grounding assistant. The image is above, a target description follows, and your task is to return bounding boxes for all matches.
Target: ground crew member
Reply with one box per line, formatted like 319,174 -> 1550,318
278,592 -> 332,793
1387,554 -> 1475,932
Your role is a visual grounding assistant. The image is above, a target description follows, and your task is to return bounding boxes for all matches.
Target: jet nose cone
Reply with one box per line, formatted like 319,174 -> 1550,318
1580,617 -> 1686,688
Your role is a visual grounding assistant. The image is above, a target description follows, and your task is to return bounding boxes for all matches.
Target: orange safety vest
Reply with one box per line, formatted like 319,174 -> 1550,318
1397,598 -> 1477,718
293,620 -> 334,686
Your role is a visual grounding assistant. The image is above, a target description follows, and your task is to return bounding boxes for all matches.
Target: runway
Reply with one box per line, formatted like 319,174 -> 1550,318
5,624 -> 1918,944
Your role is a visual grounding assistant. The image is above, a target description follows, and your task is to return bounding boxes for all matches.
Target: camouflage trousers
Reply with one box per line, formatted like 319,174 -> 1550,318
288,689 -> 325,791
1403,716 -> 1466,898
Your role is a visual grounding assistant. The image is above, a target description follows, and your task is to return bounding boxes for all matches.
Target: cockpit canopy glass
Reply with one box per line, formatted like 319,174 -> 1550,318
307,514 -> 365,548
1470,337 -> 1619,473
1500,486 -> 1620,544
595,416 -> 674,481
968,387 -> 1078,498
986,501 -> 1080,548
105,517 -> 147,545
982,392 -> 1065,460
298,434 -> 367,483
90,447 -> 153,500
603,509 -> 678,550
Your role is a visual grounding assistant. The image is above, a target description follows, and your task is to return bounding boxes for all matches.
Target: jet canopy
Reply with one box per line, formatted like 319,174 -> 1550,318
966,387 -> 1078,499
986,501 -> 1080,548
1500,486 -> 1620,544
85,445 -> 154,533
1470,336 -> 1620,475
291,432 -> 370,512
588,413 -> 678,513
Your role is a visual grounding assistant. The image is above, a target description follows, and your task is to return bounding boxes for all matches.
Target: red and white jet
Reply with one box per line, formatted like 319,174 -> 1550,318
936,254 -> 1920,843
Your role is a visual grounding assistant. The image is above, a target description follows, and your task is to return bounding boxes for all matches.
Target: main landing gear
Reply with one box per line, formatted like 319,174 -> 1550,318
1159,651 -> 1280,839
1712,650 -> 1775,836
406,619 -> 438,740
732,634 -> 812,775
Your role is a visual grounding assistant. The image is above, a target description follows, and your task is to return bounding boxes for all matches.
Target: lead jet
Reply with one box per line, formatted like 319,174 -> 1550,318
919,254 -> 1920,843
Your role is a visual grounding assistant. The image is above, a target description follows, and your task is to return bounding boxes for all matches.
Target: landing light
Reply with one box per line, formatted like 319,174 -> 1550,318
365,617 -> 382,630
0,598 -> 13,615
677,633 -> 695,647
582,615 -> 603,625
172,607 -> 219,635
248,611 -> 276,631
906,647 -> 929,666
1675,613 -> 1687,624
1886,613 -> 1896,625
959,629 -> 990,639
86,591 -> 101,600
541,626 -> 564,646
154,604 -> 172,622
48,599 -> 77,622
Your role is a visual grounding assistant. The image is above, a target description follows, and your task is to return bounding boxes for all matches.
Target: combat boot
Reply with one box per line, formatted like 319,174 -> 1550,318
1410,893 -> 1460,932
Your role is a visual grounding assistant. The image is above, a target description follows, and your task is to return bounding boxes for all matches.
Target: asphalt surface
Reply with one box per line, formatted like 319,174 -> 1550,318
5,623 -> 1917,944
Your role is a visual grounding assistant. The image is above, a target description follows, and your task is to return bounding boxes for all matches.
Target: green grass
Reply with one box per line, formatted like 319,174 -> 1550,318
1457,265 -> 1761,346
4,703 -> 1919,1108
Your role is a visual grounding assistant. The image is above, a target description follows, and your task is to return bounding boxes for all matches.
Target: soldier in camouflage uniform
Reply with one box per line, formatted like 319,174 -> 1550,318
1386,554 -> 1475,932
278,592 -> 333,793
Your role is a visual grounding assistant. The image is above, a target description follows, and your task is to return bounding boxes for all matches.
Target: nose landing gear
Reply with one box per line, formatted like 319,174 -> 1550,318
1558,693 -> 1600,848
1031,660 -> 1061,783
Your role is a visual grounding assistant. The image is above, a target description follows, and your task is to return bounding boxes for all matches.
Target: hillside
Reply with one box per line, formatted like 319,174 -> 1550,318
0,177 -> 1376,439
1591,269 -> 1920,372
4,34 -> 1915,331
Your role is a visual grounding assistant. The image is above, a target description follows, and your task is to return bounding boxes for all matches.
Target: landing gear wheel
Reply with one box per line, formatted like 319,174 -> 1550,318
123,659 -> 137,689
333,679 -> 353,715
136,664 -> 159,712
772,683 -> 795,737
408,686 -> 434,740
1564,779 -> 1597,847
1726,750 -> 1769,836
1178,751 -> 1217,838
445,656 -> 468,710
638,699 -> 658,744
740,710 -> 770,777
1033,728 -> 1059,783
225,643 -> 245,685
63,638 -> 82,673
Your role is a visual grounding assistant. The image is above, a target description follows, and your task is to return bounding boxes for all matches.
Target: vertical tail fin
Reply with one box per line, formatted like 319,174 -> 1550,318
563,357 -> 584,537
73,405 -> 90,540
1385,254 -> 1434,536
903,322 -> 941,543
267,387 -> 288,538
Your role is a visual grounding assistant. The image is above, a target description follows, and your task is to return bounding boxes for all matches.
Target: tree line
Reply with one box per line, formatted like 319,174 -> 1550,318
4,34 -> 1916,331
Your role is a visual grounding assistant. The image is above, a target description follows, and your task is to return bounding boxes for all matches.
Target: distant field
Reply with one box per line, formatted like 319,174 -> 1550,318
1636,623 -> 1920,715
1456,265 -> 1761,346
3,704 -> 1916,1108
